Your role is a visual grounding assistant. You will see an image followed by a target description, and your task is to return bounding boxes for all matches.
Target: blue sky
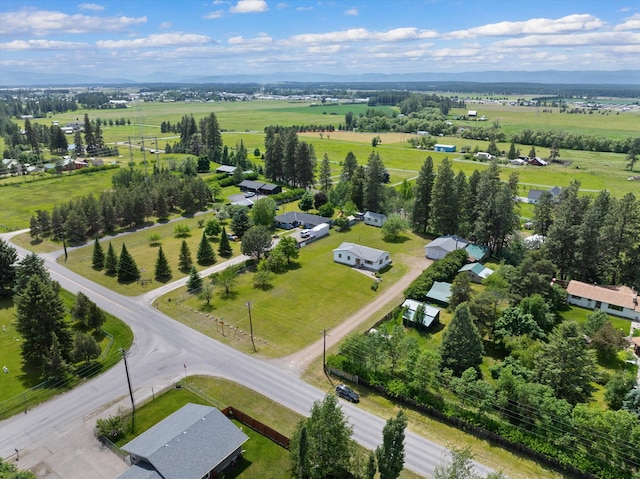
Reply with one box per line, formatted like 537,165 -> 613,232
1,0 -> 639,80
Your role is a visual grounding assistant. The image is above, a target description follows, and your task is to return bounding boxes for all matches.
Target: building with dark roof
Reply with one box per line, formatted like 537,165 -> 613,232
117,403 -> 248,479
274,211 -> 331,229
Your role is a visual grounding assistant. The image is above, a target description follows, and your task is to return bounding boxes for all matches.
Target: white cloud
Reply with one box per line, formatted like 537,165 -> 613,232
344,8 -> 358,16
204,10 -> 224,19
97,33 -> 211,49
0,9 -> 146,36
228,34 -> 272,45
307,44 -> 342,54
288,27 -> 437,45
614,13 -> 640,31
296,6 -> 313,11
0,39 -> 90,51
447,14 -> 603,39
494,31 -> 640,48
78,3 -> 104,11
229,0 -> 268,13
160,22 -> 172,29
277,2 -> 289,9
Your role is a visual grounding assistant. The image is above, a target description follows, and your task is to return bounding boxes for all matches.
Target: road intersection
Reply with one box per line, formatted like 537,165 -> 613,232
0,232 -> 493,478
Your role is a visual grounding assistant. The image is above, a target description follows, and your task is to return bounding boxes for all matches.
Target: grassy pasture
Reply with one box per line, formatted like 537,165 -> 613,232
157,222 -> 422,357
3,98 -> 639,233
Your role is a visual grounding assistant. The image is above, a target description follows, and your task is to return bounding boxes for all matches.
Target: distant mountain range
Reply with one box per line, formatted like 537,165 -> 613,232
1,69 -> 638,87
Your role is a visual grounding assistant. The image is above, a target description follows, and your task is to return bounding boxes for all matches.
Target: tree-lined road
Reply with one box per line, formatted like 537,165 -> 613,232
0,234 -> 493,478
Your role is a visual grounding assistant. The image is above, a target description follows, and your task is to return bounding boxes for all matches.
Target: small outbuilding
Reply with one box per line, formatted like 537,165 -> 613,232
216,165 -> 237,175
425,281 -> 453,305
401,299 -> 441,329
434,144 -> 456,153
333,242 -> 391,272
363,211 -> 387,227
458,263 -> 493,283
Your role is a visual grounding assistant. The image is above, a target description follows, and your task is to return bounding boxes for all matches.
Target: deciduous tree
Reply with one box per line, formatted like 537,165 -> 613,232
376,410 -> 408,479
73,331 -> 101,364
241,225 -> 272,260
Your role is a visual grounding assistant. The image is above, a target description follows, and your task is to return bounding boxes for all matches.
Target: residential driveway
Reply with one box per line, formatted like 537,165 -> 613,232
277,255 -> 432,373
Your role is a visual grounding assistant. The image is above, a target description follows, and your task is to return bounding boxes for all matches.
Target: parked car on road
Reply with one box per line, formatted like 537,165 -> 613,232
335,384 -> 359,403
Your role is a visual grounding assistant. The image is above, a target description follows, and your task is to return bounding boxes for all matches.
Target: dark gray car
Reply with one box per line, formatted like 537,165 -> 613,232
335,384 -> 359,403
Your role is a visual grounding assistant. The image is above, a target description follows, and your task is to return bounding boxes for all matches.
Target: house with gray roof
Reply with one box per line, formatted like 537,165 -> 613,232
215,164 -> 237,175
275,211 -> 330,229
424,235 -> 469,260
117,403 -> 248,479
333,242 -> 391,272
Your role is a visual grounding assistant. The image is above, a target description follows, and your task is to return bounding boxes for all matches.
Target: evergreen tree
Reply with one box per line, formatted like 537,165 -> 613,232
376,410 -> 408,479
0,238 -> 18,297
298,191 -> 314,212
439,303 -> 484,376
30,215 -> 42,240
186,266 -> 203,292
363,151 -> 387,213
92,237 -> 104,270
197,231 -> 216,266
507,142 -> 517,160
15,275 -> 72,368
218,227 -> 233,257
448,272 -> 472,311
411,156 -> 434,233
429,158 -> 458,234
178,240 -> 193,272
43,332 -> 69,380
154,246 -> 172,281
532,191 -> 554,236
104,242 -> 118,276
14,253 -> 49,293
117,243 -> 140,282
341,151 -> 358,181
319,153 -> 332,192
534,320 -> 596,405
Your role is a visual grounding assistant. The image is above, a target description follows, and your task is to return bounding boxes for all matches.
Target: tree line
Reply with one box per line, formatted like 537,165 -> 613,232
29,166 -> 213,245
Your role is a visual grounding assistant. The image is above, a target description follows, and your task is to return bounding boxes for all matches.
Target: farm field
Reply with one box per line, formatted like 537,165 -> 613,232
156,222 -> 422,357
2,98 -> 639,232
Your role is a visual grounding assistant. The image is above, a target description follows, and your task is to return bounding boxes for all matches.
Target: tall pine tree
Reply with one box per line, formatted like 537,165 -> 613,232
411,156 -> 434,233
117,243 -> 140,282
154,245 -> 172,281
439,302 -> 484,376
429,158 -> 458,235
92,237 -> 104,269
104,242 -> 118,276
218,227 -> 233,257
178,240 -> 193,273
197,231 -> 216,266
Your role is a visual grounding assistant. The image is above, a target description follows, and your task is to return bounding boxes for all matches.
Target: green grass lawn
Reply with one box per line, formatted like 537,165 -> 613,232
157,222 -> 424,357
113,385 -> 293,479
0,291 -> 133,417
59,213 -> 242,296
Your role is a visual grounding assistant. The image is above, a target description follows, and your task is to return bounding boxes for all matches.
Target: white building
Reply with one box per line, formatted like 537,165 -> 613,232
566,280 -> 639,320
333,242 -> 391,272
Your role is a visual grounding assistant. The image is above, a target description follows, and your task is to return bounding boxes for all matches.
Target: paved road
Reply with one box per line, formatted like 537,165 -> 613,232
0,233 -> 493,478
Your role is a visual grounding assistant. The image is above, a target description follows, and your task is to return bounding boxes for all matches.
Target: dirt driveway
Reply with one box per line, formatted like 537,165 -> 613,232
278,255 -> 432,374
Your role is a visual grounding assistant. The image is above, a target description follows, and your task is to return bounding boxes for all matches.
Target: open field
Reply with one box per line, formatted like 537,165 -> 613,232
58,212 -> 242,296
2,98 -> 639,231
157,222 -> 421,357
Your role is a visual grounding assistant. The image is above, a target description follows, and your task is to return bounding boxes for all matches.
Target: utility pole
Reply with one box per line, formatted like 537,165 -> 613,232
322,329 -> 327,373
120,348 -> 135,414
247,300 -> 256,352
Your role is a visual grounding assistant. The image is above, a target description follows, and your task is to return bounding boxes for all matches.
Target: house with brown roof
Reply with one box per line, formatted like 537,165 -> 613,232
566,280 -> 639,320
